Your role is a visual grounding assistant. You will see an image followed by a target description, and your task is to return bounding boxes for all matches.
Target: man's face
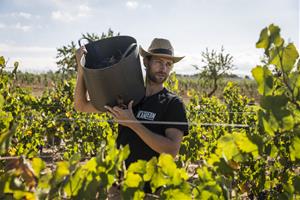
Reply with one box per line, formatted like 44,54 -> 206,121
146,56 -> 173,84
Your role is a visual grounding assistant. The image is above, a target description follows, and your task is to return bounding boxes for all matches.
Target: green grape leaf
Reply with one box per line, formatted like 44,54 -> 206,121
31,158 -> 45,178
282,43 -> 299,73
0,95 -> 4,109
172,168 -> 188,186
124,172 -> 142,188
261,95 -> 288,113
54,161 -> 70,182
127,160 -> 147,174
261,115 -> 276,136
269,24 -> 284,47
158,154 -> 176,176
290,137 -> 300,161
252,66 -> 273,95
270,145 -> 278,159
13,191 -> 36,200
216,134 -> 240,161
234,132 -> 258,158
0,125 -> 15,154
164,189 -> 192,200
64,168 -> 84,196
269,43 -> 299,74
133,190 -> 145,200
269,46 -> 281,67
197,166 -> 213,181
248,133 -> 264,156
282,114 -> 294,131
144,157 -> 156,181
151,172 -> 168,189
118,144 -> 130,164
69,153 -> 81,166
0,56 -> 5,67
293,176 -> 300,193
289,72 -> 300,97
83,157 -> 97,172
261,97 -> 293,131
256,27 -> 269,50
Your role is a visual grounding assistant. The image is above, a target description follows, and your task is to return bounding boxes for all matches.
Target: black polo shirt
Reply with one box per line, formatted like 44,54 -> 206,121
116,88 -> 189,167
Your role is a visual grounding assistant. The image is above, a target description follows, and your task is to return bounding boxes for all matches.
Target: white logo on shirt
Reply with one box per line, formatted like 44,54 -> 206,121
136,111 -> 156,121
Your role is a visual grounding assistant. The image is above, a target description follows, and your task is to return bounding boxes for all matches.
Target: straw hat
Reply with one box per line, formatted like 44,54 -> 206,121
139,38 -> 184,63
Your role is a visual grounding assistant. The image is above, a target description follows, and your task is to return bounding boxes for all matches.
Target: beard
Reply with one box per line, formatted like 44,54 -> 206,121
146,68 -> 168,84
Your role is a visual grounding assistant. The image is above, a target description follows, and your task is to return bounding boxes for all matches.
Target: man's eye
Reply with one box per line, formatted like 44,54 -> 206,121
166,63 -> 173,68
154,60 -> 161,65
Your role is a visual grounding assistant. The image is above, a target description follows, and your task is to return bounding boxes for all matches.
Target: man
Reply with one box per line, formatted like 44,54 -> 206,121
74,38 -> 188,194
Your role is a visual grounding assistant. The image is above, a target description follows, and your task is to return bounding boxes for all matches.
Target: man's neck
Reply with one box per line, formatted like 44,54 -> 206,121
145,80 -> 164,97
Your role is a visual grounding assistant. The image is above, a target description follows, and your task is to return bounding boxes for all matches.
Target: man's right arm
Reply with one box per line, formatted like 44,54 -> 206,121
74,48 -> 102,113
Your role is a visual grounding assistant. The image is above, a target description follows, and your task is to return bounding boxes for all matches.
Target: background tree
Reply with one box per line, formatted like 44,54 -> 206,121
56,28 -> 119,74
194,46 -> 235,97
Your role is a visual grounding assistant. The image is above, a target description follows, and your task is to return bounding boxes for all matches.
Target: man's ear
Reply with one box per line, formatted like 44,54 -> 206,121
143,57 -> 149,68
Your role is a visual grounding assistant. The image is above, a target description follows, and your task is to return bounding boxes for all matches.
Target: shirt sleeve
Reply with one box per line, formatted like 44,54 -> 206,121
163,97 -> 189,136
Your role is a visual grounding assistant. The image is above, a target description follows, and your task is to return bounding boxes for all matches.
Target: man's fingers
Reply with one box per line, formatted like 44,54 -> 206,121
104,105 -> 118,117
80,46 -> 87,54
113,106 -> 123,113
128,100 -> 134,110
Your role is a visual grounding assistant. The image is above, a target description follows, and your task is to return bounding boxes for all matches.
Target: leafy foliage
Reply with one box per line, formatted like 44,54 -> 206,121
0,24 -> 299,199
193,46 -> 235,97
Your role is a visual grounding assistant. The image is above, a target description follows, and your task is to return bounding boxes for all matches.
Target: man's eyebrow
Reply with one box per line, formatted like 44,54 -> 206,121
152,58 -> 173,66
155,58 -> 173,63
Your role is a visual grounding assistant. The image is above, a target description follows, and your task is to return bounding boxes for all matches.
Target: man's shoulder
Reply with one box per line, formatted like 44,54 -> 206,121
162,88 -> 183,102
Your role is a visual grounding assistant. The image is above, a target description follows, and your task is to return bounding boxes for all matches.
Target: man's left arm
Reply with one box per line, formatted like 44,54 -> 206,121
105,101 -> 185,157
128,123 -> 184,157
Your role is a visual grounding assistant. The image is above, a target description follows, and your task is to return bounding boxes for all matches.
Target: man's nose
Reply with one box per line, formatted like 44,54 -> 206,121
159,62 -> 169,71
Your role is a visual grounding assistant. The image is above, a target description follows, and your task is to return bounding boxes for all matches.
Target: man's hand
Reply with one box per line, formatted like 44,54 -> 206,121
75,46 -> 87,75
76,46 -> 87,57
104,100 -> 137,128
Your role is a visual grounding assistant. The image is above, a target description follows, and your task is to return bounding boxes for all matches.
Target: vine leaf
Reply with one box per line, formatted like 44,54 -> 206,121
251,66 -> 273,96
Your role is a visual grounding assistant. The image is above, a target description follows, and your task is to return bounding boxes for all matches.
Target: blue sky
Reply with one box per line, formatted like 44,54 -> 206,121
0,0 -> 299,76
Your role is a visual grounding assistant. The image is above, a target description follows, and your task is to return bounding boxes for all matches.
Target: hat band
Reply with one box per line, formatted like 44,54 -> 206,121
150,48 -> 173,56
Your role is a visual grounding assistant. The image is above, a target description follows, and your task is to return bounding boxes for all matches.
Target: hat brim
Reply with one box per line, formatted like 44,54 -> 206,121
139,46 -> 184,63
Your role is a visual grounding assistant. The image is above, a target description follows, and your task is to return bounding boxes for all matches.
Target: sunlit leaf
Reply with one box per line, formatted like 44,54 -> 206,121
256,27 -> 269,50
282,43 -> 299,73
124,172 -> 142,188
290,137 -> 300,161
64,167 -> 84,196
282,114 -> 294,131
164,188 -> 192,200
133,190 -> 145,200
144,157 -> 156,181
158,154 -> 176,176
216,134 -> 240,161
54,161 -> 70,182
0,56 -> 5,67
269,24 -> 284,47
13,191 -> 36,200
252,66 -> 273,95
31,158 -> 45,178
127,160 -> 146,174
151,171 -> 168,190
234,132 -> 258,158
